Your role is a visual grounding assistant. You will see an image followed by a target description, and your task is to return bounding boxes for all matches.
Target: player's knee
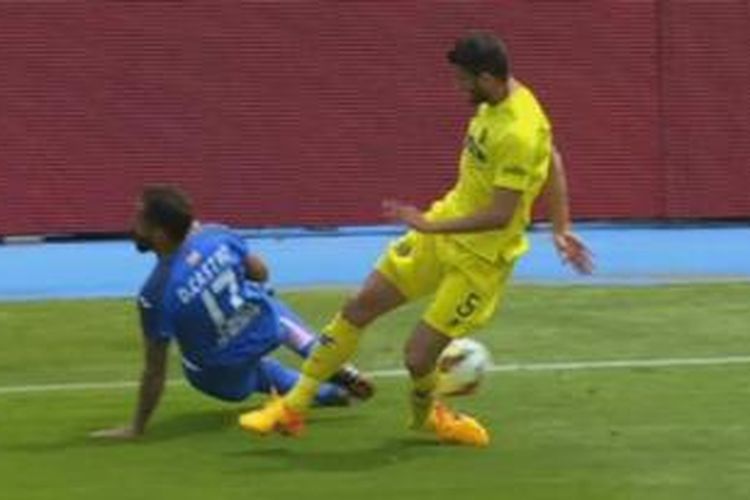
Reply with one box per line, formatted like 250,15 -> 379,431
209,390 -> 247,403
185,375 -> 250,402
343,289 -> 382,326
345,277 -> 405,327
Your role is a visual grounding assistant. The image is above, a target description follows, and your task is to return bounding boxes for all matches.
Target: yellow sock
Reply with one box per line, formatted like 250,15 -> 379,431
284,374 -> 320,412
285,312 -> 362,412
409,370 -> 438,429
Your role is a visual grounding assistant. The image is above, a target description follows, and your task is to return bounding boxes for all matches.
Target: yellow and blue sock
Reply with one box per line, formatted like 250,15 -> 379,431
257,358 -> 345,406
284,312 -> 362,412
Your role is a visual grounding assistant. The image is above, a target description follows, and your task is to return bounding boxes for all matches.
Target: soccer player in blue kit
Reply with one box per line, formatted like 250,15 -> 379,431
92,186 -> 373,440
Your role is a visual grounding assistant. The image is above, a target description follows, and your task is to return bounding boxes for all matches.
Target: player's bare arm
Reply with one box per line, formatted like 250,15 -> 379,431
245,254 -> 269,283
91,336 -> 168,440
383,188 -> 521,235
544,144 -> 594,274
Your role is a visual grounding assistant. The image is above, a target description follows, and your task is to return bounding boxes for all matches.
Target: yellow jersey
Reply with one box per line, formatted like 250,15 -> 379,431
427,82 -> 552,263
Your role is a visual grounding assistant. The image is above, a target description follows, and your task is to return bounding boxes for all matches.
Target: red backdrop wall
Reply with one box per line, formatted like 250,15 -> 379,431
1,1 -> 748,236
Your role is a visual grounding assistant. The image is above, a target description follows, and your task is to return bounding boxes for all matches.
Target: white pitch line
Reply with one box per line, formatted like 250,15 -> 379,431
0,379 -> 187,395
370,355 -> 750,378
1,355 -> 750,396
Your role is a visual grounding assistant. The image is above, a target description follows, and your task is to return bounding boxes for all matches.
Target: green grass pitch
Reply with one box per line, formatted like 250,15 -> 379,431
1,283 -> 749,499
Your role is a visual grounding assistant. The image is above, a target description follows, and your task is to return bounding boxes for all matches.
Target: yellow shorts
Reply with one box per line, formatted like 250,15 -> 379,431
375,231 -> 515,338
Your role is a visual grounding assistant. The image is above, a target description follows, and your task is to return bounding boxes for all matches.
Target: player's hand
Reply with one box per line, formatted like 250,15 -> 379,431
553,231 -> 594,275
382,199 -> 433,233
90,425 -> 142,441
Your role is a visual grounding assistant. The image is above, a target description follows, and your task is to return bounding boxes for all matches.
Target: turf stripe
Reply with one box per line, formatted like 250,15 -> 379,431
2,355 -> 750,396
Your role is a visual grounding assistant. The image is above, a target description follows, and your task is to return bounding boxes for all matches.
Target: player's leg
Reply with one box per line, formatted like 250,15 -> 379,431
403,320 -> 489,448
403,256 -> 514,446
274,300 -> 318,358
183,361 -> 255,402
278,270 -> 404,412
281,231 -> 443,413
183,357 -> 350,407
341,269 -> 408,327
273,290 -> 397,357
253,357 -> 350,406
241,232 -> 443,434
304,269 -> 406,374
404,321 -> 452,429
274,298 -> 375,400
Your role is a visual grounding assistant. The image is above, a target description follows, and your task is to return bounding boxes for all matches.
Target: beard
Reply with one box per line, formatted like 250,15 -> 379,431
132,233 -> 153,253
469,88 -> 488,105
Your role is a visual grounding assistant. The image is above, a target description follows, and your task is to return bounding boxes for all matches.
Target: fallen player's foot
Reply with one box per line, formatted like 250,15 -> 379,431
318,387 -> 352,407
330,364 -> 375,401
239,395 -> 305,437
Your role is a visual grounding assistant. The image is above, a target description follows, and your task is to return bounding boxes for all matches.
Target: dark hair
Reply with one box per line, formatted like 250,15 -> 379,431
140,185 -> 194,242
447,31 -> 510,79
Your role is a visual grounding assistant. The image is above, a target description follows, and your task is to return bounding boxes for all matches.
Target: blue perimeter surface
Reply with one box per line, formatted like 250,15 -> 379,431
0,225 -> 747,301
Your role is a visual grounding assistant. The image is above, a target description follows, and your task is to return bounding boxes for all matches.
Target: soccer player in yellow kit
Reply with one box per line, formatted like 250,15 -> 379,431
241,32 -> 593,446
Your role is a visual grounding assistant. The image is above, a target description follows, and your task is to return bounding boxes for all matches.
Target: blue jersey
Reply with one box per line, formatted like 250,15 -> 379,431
138,224 -> 281,368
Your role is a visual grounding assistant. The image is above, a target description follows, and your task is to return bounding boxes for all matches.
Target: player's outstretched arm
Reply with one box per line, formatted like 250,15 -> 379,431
90,337 -> 168,440
383,188 -> 520,235
544,144 -> 594,275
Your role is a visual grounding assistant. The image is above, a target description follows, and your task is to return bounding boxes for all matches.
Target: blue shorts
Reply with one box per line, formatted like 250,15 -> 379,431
182,297 -> 317,402
183,358 -> 268,402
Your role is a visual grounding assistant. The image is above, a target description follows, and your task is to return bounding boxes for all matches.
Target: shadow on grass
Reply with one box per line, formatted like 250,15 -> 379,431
145,404 -> 368,443
141,408 -> 239,441
3,405 -> 371,453
4,408 -> 240,452
228,436 -> 442,473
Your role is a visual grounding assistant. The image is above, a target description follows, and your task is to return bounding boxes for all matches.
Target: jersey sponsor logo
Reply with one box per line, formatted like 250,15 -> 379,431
503,165 -> 527,178
394,238 -> 412,257
464,129 -> 488,164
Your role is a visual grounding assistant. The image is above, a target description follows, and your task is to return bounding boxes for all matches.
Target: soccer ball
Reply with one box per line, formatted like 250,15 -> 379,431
436,338 -> 492,397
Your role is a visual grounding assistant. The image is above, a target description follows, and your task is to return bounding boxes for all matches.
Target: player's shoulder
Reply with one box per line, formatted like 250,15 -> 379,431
185,221 -> 250,264
510,81 -> 550,126
477,87 -> 531,136
194,221 -> 244,239
192,221 -> 232,238
138,258 -> 173,308
187,222 -> 243,248
497,86 -> 550,146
